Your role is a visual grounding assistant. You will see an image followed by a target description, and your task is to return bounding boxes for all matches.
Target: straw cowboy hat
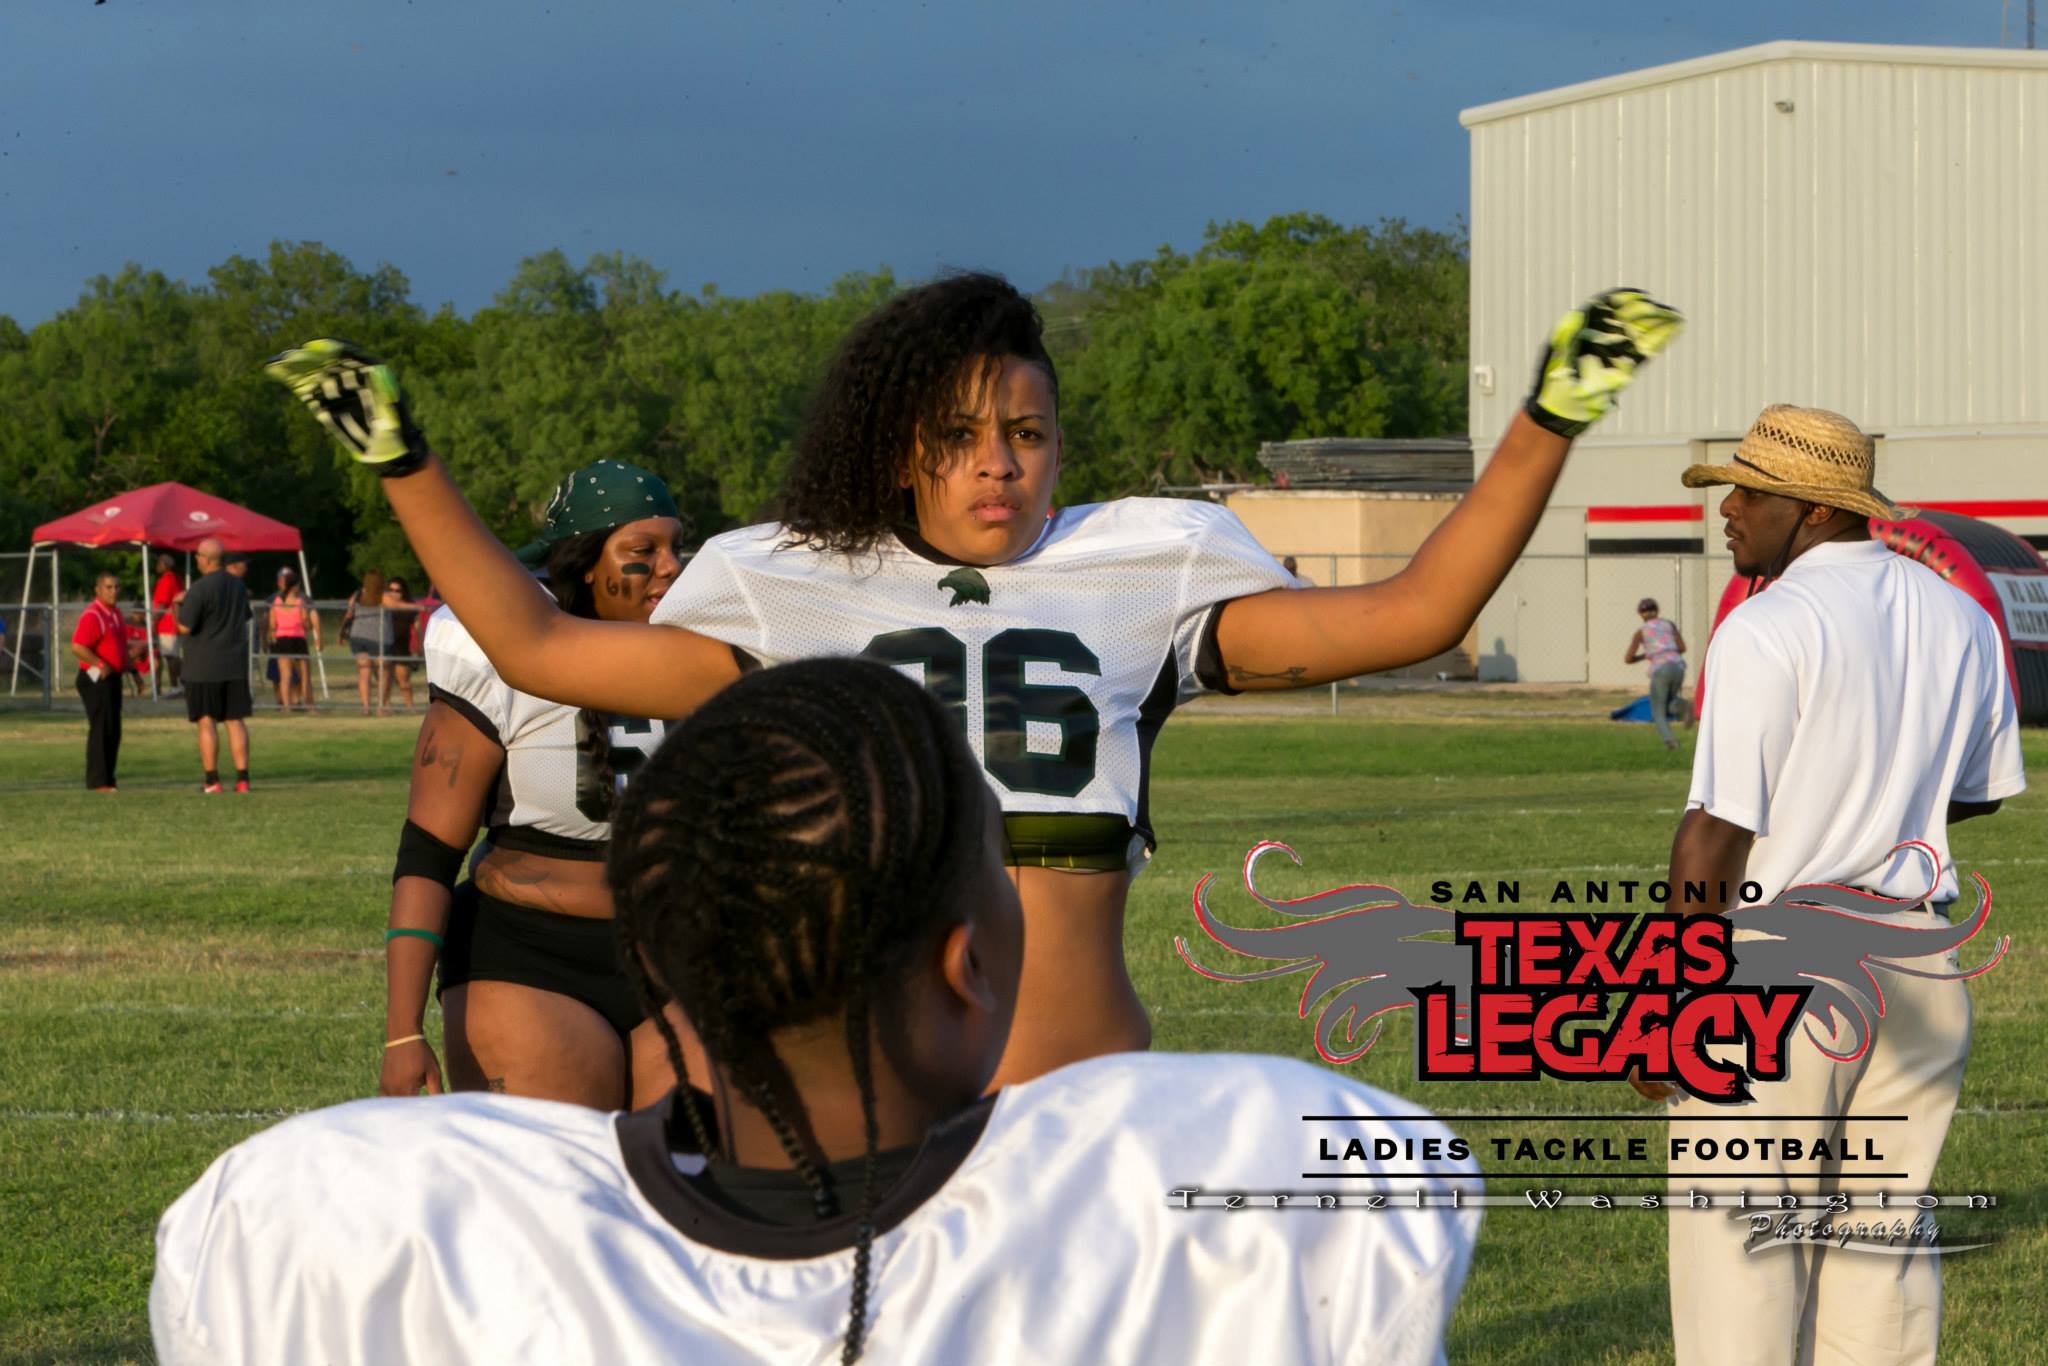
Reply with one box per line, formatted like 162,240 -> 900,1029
1680,404 -> 1901,521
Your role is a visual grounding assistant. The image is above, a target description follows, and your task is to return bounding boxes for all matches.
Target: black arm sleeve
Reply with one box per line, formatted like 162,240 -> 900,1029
392,819 -> 469,887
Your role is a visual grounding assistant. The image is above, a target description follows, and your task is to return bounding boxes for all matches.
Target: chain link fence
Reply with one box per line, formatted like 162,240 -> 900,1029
1469,552 -> 1727,689
4,598 -> 431,713
2,604 -> 56,706
8,554 -> 1724,709
1272,550 -> 1720,695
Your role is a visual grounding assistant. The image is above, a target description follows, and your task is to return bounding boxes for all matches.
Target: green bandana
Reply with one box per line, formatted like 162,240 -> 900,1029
514,460 -> 679,566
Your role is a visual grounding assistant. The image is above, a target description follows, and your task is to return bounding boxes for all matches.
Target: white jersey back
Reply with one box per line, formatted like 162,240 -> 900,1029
152,1054 -> 1477,1366
425,606 -> 665,849
650,499 -> 1295,835
1689,541 -> 2026,903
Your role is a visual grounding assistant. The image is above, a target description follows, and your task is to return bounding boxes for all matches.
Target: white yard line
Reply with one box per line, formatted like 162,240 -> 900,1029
6,1104 -> 2040,1124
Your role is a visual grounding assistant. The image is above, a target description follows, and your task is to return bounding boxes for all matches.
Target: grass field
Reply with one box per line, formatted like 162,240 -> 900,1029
2,694 -> 2043,1365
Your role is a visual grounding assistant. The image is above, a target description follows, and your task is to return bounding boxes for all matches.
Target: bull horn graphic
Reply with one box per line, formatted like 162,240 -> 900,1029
1726,850 -> 2007,1065
1174,841 -> 1472,1065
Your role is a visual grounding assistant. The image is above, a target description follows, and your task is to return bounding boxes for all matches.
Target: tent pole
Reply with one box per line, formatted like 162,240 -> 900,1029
140,542 -> 158,702
8,543 -> 33,696
50,548 -> 60,708
300,548 -> 330,703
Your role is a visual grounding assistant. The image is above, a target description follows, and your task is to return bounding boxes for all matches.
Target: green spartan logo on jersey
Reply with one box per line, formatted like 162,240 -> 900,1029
939,568 -> 991,607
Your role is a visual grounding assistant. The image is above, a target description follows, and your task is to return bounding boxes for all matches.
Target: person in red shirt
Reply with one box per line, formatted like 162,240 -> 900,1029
125,610 -> 152,696
409,585 -> 441,658
151,554 -> 186,694
70,571 -> 132,791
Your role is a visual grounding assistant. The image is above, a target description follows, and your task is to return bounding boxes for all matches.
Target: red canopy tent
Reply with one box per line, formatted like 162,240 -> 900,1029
13,483 -> 317,699
31,482 -> 304,553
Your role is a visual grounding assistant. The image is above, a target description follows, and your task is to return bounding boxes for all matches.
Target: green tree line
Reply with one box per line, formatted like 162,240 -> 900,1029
0,212 -> 1466,596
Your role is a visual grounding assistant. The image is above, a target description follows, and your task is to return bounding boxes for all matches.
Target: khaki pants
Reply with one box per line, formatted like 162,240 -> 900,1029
1667,917 -> 1971,1366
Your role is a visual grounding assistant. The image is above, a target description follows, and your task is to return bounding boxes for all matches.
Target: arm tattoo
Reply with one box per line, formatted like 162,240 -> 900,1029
416,723 -> 465,789
1226,664 -> 1310,685
490,860 -> 550,888
476,856 -> 576,915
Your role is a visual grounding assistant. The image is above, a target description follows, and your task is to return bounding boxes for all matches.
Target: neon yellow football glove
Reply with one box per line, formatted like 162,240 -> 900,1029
1523,288 -> 1684,438
264,339 -> 429,477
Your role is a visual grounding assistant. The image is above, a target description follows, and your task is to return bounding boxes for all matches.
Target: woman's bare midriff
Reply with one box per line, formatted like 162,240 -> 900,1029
473,847 -> 614,920
990,864 -> 1148,1089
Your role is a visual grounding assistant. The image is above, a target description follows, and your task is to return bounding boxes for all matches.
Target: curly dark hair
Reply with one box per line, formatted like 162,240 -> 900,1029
608,658 -> 989,1363
777,271 -> 1059,555
541,530 -> 610,619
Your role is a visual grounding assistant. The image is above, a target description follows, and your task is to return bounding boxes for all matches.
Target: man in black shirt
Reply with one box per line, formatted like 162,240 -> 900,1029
176,538 -> 254,793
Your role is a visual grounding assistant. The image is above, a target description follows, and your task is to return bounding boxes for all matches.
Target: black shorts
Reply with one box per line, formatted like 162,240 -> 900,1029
271,638 -> 309,656
437,883 -> 645,1036
184,679 -> 252,723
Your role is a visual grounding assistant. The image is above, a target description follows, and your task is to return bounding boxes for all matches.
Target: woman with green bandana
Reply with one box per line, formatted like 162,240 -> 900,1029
378,459 -> 696,1110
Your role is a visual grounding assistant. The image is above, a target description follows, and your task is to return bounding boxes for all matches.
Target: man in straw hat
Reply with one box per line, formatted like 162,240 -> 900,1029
1647,404 -> 2024,1365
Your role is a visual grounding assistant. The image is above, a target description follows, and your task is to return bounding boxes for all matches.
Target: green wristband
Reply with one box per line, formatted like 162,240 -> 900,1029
384,927 -> 444,949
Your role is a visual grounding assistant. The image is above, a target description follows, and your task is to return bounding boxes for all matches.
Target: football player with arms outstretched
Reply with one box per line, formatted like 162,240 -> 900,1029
269,275 -> 1680,1087
380,460 -> 695,1109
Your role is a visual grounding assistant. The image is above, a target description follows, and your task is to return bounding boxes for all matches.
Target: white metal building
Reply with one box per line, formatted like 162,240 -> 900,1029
1462,41 -> 2048,684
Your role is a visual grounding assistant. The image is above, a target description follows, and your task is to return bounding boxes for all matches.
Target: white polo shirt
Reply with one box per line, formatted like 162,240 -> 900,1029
1689,539 -> 2025,905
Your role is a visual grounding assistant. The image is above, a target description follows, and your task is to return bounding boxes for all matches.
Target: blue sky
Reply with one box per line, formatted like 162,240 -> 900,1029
0,1 -> 2014,324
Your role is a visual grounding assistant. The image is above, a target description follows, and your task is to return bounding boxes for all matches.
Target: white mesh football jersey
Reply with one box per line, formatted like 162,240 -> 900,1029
152,1053 -> 1479,1366
650,500 -> 1295,836
425,607 -> 666,849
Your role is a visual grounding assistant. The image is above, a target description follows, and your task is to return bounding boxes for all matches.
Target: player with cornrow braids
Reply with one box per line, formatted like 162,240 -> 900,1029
268,278 -> 1681,1088
154,658 -> 1483,1366
608,658 -> 970,1359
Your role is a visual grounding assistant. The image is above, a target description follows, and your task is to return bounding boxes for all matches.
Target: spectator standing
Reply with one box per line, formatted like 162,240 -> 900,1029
1281,555 -> 1317,587
70,571 -> 132,791
1655,405 -> 2024,1365
1624,597 -> 1689,749
151,553 -> 186,695
409,584 -> 442,658
262,568 -> 292,694
125,610 -> 151,696
340,569 -> 388,716
177,539 -> 254,793
268,569 -> 320,712
380,576 -> 418,711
